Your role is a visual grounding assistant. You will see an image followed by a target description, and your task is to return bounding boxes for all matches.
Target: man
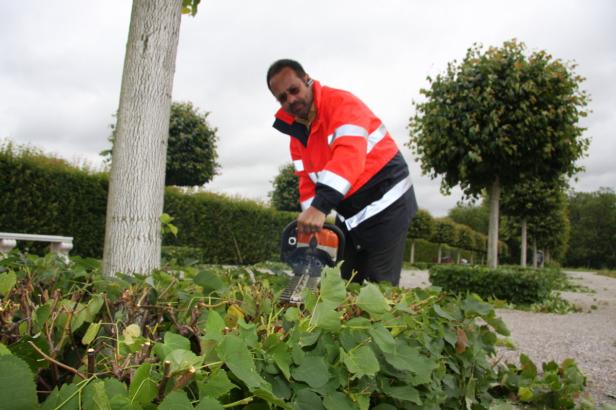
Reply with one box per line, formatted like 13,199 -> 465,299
267,59 -> 417,286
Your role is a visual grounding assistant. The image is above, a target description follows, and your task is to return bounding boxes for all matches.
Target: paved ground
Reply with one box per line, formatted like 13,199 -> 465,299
399,269 -> 616,407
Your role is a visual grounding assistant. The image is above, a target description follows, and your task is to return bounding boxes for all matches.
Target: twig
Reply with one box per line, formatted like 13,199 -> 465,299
28,341 -> 86,380
157,360 -> 172,401
87,348 -> 96,377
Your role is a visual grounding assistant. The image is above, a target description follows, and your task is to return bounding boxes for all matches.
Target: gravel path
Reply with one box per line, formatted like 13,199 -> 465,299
399,269 -> 616,407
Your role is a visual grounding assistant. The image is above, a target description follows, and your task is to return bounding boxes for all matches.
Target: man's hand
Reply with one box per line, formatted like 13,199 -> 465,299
297,206 -> 326,233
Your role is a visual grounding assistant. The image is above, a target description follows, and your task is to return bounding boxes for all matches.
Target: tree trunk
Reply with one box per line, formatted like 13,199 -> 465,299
456,250 -> 460,264
520,219 -> 528,267
410,240 -> 416,264
532,239 -> 538,268
103,0 -> 183,276
470,253 -> 474,264
487,178 -> 501,269
437,244 -> 442,264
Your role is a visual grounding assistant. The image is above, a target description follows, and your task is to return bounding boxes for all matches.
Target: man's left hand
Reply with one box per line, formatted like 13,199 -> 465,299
297,206 -> 326,233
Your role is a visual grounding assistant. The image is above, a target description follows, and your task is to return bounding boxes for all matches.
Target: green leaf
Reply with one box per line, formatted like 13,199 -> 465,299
0,271 -> 16,297
340,346 -> 380,379
159,391 -> 193,409
41,383 -> 80,410
485,312 -> 510,336
166,349 -> 202,373
196,396 -> 225,410
271,343 -> 292,380
368,324 -> 396,354
254,387 -> 293,409
160,213 -> 173,224
382,342 -> 437,384
291,356 -> 331,388
462,295 -> 492,316
357,282 -> 390,315
154,331 -> 191,361
518,386 -> 534,402
312,301 -> 340,331
294,389 -> 325,410
82,321 -> 102,345
104,377 -> 128,400
320,268 -> 346,305
284,306 -> 300,322
194,270 -> 225,293
216,334 -> 269,391
0,355 -> 38,410
84,380 -> 112,410
323,391 -> 355,410
0,343 -> 11,356
198,368 -> 237,399
87,293 -> 105,318
129,363 -> 158,406
380,383 -> 422,404
203,309 -> 225,341
433,304 -> 457,320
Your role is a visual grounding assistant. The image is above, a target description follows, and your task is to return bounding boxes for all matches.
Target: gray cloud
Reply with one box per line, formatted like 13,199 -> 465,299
1,0 -> 614,219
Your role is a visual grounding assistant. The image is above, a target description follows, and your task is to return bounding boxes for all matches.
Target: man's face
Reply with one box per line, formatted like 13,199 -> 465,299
269,67 -> 313,120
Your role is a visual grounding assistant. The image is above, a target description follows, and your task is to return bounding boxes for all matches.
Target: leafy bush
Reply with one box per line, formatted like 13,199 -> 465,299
0,251 -> 588,409
429,265 -> 554,304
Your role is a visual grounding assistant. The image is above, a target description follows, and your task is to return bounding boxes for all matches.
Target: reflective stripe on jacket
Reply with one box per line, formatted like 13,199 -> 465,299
273,80 -> 416,233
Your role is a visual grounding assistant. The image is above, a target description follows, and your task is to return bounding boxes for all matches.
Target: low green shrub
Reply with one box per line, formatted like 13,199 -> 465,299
429,265 -> 554,304
0,252 -> 588,409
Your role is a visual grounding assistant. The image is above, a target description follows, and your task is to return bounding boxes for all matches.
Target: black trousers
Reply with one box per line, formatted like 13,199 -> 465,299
339,226 -> 407,286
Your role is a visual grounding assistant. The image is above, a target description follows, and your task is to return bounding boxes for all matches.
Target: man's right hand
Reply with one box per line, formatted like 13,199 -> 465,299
297,206 -> 326,233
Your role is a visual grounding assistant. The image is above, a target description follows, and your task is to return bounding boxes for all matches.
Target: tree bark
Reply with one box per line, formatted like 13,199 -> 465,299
520,219 -> 527,267
410,240 -> 416,264
103,0 -> 183,276
532,238 -> 538,268
437,244 -> 442,264
487,178 -> 501,268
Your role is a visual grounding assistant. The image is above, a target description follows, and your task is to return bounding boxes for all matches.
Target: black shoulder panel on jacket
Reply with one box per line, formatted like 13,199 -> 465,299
273,118 -> 309,147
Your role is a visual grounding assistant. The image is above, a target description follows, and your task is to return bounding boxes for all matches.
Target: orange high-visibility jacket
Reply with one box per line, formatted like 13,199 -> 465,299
273,80 -> 416,242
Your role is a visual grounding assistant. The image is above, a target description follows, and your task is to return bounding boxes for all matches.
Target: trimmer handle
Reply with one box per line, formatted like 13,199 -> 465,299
280,220 -> 345,267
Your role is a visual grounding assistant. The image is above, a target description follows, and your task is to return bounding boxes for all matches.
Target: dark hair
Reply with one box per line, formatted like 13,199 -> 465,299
266,59 -> 306,90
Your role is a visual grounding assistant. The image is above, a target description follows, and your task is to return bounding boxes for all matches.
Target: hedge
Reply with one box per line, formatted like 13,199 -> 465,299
0,144 -> 295,264
0,146 -> 108,257
429,265 -> 555,304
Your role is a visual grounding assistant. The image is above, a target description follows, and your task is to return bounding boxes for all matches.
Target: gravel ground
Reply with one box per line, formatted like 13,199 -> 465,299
399,269 -> 616,407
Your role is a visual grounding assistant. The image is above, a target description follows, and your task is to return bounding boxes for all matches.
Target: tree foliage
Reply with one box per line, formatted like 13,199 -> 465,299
408,39 -> 589,197
448,201 -> 489,235
408,208 -> 434,240
165,102 -> 220,187
102,101 -> 220,187
408,39 -> 590,267
565,188 -> 616,269
269,163 -> 300,212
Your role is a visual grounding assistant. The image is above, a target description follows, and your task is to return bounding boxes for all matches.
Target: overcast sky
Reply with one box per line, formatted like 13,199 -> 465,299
1,1 -> 614,216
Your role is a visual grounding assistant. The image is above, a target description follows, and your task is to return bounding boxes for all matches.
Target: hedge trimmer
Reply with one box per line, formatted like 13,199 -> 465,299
279,221 -> 345,304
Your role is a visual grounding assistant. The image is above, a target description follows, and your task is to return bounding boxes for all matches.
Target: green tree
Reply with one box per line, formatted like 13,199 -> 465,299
566,188 -> 616,269
102,101 -> 219,187
407,209 -> 433,263
408,39 -> 589,268
501,177 -> 568,266
269,163 -> 300,212
430,218 -> 457,263
166,102 -> 220,186
448,201 -> 489,235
